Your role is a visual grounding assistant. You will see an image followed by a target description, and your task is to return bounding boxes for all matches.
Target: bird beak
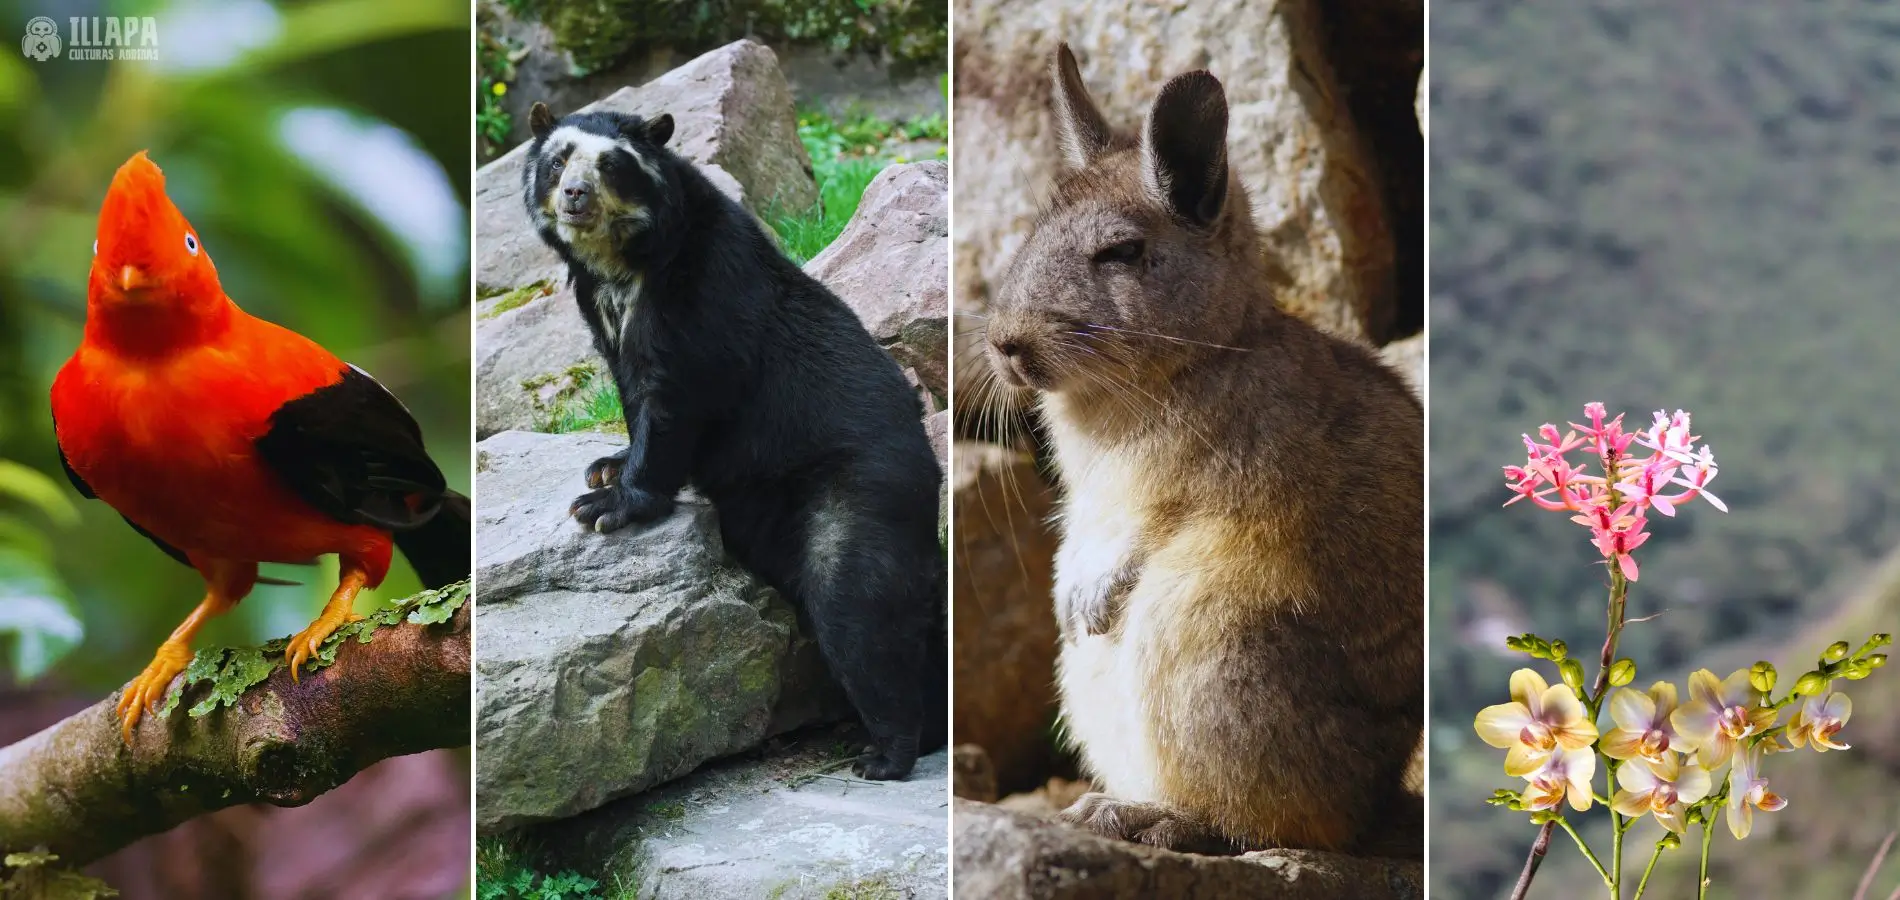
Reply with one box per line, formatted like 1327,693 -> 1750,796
117,265 -> 150,292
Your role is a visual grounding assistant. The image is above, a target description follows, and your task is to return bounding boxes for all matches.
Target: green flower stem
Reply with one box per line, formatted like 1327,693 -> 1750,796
1697,819 -> 1716,900
1612,811 -> 1625,898
1631,841 -> 1666,900
1558,817 -> 1613,887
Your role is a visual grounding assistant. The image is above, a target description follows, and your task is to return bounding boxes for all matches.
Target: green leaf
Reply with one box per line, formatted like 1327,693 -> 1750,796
0,546 -> 83,682
0,461 -> 78,525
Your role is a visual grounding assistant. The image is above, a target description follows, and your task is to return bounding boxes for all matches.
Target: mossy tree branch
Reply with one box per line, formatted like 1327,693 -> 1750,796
0,585 -> 470,867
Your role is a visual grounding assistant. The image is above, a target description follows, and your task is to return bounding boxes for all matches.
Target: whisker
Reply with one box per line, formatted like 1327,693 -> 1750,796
1084,322 -> 1253,352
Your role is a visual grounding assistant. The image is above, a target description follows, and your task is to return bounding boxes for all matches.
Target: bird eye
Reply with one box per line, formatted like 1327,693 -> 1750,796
92,240 -> 97,257
185,233 -> 199,256
1092,239 -> 1145,266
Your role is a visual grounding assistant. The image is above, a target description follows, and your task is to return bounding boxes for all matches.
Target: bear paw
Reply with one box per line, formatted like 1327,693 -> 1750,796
570,484 -> 674,533
583,455 -> 624,489
852,744 -> 917,781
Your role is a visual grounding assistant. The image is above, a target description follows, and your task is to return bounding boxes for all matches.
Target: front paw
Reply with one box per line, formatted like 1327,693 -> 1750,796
584,455 -> 624,489
1058,580 -> 1113,639
1059,793 -> 1228,853
1059,566 -> 1135,639
569,484 -> 674,533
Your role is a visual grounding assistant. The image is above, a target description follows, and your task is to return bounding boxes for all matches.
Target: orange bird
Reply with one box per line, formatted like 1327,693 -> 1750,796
51,152 -> 469,740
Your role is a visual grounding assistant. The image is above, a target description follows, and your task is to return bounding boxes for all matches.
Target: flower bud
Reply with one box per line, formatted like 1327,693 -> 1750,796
1843,661 -> 1872,681
1529,810 -> 1559,825
1869,653 -> 1888,669
1873,633 -> 1893,648
1549,639 -> 1568,661
1792,671 -> 1828,696
1559,658 -> 1587,693
1687,808 -> 1704,826
1825,641 -> 1852,662
1749,661 -> 1776,694
1659,833 -> 1682,850
1609,659 -> 1636,687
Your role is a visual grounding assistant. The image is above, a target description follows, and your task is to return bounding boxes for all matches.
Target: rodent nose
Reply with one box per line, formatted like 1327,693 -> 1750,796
991,337 -> 1023,359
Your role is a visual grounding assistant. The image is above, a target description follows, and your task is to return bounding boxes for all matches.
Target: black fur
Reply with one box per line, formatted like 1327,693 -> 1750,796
522,105 -> 947,780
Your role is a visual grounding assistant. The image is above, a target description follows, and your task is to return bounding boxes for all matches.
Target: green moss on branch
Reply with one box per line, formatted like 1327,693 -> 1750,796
0,583 -> 471,867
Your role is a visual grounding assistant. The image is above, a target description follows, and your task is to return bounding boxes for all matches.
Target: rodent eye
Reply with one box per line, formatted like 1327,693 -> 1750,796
1092,239 -> 1145,266
184,233 -> 199,256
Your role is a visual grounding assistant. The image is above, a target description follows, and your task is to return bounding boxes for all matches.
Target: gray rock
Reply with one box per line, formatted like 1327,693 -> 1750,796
951,0 -> 1416,422
807,161 -> 950,402
474,431 -> 844,831
953,800 -> 1422,899
553,748 -> 950,900
476,39 -> 818,294
474,283 -> 599,438
925,410 -> 950,473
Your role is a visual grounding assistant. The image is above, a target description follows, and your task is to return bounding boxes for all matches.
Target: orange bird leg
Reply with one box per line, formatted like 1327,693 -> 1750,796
286,561 -> 370,681
117,559 -> 256,743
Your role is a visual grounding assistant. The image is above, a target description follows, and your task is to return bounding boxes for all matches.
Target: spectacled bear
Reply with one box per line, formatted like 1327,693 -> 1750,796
520,101 -> 946,780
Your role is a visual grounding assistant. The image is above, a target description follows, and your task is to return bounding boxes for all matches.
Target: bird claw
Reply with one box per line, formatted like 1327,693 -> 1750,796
284,610 -> 362,682
116,642 -> 192,743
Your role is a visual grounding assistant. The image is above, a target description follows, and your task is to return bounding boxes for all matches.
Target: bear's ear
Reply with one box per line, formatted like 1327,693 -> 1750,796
640,114 -> 675,147
529,102 -> 556,140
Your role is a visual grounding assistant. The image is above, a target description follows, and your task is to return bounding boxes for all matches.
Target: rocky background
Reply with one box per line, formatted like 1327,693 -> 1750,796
949,0 -> 1423,896
474,40 -> 948,899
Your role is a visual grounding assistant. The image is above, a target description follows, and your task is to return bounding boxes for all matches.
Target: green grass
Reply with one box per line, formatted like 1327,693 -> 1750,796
766,105 -> 950,263
481,280 -> 555,319
476,838 -> 629,900
539,374 -> 625,435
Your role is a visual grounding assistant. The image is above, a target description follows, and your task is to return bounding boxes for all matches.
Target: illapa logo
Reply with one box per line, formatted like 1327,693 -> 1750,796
20,17 -> 58,62
20,16 -> 160,62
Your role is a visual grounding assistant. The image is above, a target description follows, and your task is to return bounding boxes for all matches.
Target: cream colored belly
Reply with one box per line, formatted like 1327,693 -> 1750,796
1050,446 -> 1163,799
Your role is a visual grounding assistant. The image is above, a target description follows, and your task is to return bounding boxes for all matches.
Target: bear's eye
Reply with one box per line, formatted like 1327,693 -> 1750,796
550,157 -> 565,171
184,233 -> 199,256
1092,239 -> 1145,266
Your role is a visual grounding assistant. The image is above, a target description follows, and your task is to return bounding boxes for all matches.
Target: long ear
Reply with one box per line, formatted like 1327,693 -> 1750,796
529,102 -> 556,139
1050,44 -> 1112,170
1142,71 -> 1230,227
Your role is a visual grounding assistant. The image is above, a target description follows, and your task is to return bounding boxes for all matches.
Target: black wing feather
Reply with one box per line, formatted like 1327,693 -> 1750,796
255,365 -> 449,531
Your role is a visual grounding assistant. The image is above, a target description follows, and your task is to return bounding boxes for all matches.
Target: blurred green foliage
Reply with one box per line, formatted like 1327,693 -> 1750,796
512,0 -> 945,75
0,0 -> 471,695
1432,1 -> 1900,896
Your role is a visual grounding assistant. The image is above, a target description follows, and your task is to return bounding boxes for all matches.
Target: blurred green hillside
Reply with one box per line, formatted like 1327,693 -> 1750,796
0,0 -> 471,696
1431,1 -> 1900,896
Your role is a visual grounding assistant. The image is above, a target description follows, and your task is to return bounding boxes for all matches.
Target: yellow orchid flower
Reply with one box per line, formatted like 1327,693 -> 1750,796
1522,745 -> 1597,812
1669,668 -> 1777,770
1601,681 -> 1684,765
1609,753 -> 1711,834
1476,668 -> 1599,776
1726,743 -> 1788,839
1786,691 -> 1851,752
